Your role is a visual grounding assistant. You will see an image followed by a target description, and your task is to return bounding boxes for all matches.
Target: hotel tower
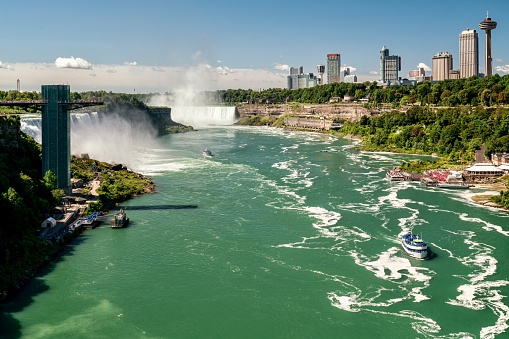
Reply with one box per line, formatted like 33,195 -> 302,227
459,29 -> 478,78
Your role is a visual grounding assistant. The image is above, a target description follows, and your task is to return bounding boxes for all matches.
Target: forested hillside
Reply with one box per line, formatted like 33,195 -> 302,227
339,106 -> 509,162
0,116 -> 60,299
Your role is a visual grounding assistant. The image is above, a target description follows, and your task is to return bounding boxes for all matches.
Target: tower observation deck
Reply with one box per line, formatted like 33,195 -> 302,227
479,14 -> 497,77
0,85 -> 103,191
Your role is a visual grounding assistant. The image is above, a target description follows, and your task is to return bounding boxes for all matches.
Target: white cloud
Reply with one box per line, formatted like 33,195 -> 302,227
341,66 -> 357,73
495,65 -> 509,74
0,61 -> 14,70
495,58 -> 503,62
369,70 -> 378,75
417,62 -> 431,72
123,61 -> 137,66
55,57 -> 92,69
273,63 -> 290,72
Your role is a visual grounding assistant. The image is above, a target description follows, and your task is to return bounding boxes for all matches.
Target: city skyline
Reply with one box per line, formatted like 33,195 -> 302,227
0,0 -> 508,93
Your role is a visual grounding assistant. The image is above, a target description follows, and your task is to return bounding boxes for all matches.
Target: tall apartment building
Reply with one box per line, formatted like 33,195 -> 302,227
459,29 -> 479,78
432,52 -> 453,81
326,54 -> 341,84
380,46 -> 401,83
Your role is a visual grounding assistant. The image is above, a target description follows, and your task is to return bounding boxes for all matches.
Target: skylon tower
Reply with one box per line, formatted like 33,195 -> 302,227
479,13 -> 497,77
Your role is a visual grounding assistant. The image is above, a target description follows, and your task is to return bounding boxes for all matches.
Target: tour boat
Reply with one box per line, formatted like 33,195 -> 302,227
401,232 -> 428,259
111,209 -> 129,228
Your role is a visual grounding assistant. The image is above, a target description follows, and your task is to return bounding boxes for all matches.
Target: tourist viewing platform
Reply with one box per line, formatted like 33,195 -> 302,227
0,99 -> 104,110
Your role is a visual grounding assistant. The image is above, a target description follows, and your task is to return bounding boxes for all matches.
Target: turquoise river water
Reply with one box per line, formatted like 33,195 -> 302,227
2,126 -> 509,338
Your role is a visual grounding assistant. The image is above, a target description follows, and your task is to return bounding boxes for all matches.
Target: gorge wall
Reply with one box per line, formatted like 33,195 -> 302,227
236,103 -> 392,122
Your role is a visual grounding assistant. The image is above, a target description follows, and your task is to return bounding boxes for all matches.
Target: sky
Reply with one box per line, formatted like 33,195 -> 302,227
1,0 -> 508,93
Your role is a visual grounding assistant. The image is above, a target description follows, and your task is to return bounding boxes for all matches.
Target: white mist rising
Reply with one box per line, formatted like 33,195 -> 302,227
147,64 -> 238,128
70,112 -> 158,171
20,112 -> 158,173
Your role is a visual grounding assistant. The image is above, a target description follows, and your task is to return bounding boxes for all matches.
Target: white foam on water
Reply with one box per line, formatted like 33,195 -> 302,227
438,229 -> 509,338
353,248 -> 434,286
458,213 -> 509,237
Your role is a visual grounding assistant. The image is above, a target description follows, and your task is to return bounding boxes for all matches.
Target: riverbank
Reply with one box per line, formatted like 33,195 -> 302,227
0,159 -> 155,302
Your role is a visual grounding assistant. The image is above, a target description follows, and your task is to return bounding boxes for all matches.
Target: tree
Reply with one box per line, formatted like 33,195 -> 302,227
43,170 -> 57,191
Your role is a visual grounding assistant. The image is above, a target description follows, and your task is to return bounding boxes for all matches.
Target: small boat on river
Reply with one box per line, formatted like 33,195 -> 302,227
111,209 -> 129,228
401,232 -> 428,259
203,148 -> 213,157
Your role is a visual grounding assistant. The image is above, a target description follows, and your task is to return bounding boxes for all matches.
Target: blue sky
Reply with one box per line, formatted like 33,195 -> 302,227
1,0 -> 508,93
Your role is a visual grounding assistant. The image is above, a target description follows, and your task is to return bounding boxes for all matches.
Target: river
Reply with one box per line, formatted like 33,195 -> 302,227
2,123 -> 509,338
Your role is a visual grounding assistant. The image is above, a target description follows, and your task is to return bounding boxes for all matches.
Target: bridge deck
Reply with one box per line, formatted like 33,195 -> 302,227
0,100 -> 104,110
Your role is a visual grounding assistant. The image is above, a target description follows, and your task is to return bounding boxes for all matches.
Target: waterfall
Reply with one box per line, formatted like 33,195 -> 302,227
20,114 -> 43,142
170,106 -> 238,128
19,112 -> 157,171
20,112 -> 101,145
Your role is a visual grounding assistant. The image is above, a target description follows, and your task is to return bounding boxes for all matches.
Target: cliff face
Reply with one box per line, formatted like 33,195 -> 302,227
236,103 -> 386,122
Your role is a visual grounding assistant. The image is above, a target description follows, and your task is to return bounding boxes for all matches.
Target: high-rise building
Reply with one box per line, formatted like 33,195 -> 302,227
459,29 -> 479,78
379,46 -> 401,83
479,14 -> 497,77
432,52 -> 453,81
316,64 -> 325,85
326,54 -> 340,84
287,67 -> 318,90
41,85 -> 71,191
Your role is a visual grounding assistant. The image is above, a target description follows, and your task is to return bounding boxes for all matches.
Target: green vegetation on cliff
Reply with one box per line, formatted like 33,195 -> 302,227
71,157 -> 155,214
0,116 -> 60,299
340,106 -> 509,162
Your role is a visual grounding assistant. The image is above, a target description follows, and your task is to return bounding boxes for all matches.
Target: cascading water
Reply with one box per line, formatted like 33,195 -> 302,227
19,114 -> 43,142
19,112 -> 157,172
170,106 -> 238,128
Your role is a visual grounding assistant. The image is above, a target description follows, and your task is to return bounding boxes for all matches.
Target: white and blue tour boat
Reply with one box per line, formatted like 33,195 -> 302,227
401,232 -> 428,259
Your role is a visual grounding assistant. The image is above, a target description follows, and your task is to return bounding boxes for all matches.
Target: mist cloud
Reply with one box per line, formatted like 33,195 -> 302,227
55,57 -> 92,69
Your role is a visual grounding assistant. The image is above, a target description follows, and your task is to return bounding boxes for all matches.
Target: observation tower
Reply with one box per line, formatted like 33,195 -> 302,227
479,13 -> 497,77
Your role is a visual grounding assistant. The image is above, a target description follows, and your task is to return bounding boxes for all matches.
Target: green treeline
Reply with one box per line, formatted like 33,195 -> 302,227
214,74 -> 509,107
